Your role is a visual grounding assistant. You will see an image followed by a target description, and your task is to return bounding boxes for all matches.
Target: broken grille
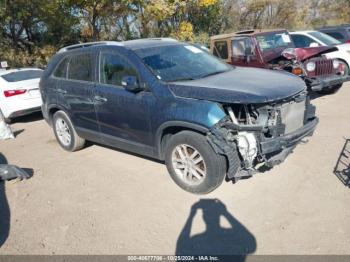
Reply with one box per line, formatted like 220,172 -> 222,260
315,59 -> 334,76
280,98 -> 306,134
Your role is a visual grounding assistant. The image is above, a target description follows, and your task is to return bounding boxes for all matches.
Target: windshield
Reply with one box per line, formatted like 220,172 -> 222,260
134,44 -> 232,82
256,32 -> 294,52
1,70 -> 42,82
309,31 -> 341,46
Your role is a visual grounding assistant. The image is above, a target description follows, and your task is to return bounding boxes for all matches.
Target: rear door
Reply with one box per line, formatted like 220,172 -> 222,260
56,51 -> 99,136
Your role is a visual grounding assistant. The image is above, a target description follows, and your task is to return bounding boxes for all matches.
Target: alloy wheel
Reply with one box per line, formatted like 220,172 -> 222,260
171,144 -> 207,186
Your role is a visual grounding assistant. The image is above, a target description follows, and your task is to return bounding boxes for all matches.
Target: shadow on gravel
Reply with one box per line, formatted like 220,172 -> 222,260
0,154 -> 10,247
92,142 -> 164,164
309,92 -> 328,100
0,154 -> 34,247
334,139 -> 350,188
11,111 -> 43,124
176,199 -> 256,260
13,129 -> 25,137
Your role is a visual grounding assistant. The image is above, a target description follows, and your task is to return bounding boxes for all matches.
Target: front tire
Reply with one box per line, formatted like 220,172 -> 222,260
52,110 -> 85,152
164,131 -> 227,194
317,61 -> 349,94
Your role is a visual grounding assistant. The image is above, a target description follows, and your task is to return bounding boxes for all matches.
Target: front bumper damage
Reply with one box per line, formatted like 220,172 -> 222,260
306,74 -> 350,91
207,94 -> 319,181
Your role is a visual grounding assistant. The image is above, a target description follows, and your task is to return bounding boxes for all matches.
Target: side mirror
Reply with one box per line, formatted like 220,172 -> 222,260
309,42 -> 320,47
121,75 -> 142,93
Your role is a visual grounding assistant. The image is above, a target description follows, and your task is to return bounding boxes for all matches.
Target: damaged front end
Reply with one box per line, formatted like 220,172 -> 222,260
270,47 -> 350,92
207,90 -> 318,181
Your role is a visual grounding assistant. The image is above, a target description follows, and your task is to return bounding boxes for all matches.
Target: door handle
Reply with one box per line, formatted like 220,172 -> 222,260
94,95 -> 108,103
56,88 -> 67,94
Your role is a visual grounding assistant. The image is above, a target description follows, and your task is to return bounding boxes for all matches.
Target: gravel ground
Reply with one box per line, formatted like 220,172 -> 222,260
0,83 -> 349,255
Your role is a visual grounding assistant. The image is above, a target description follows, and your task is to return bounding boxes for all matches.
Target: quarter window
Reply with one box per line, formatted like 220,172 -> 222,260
53,57 -> 69,78
67,53 -> 93,82
100,53 -> 138,86
213,41 -> 228,59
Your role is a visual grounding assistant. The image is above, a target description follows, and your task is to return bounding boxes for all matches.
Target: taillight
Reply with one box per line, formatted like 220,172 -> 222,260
346,39 -> 350,44
4,89 -> 27,97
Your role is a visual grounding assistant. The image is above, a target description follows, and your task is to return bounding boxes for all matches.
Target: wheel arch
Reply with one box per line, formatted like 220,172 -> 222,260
337,58 -> 350,72
156,121 -> 210,160
47,104 -> 68,125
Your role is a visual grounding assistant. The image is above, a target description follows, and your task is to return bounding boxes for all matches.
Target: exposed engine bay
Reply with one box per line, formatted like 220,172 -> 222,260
268,56 -> 299,74
207,90 -> 318,181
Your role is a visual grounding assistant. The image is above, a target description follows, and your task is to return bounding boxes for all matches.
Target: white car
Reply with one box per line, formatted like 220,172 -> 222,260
290,31 -> 350,73
0,68 -> 43,122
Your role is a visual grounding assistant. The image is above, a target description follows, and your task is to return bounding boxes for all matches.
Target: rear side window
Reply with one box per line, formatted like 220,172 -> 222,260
213,41 -> 228,59
2,70 -> 42,82
67,53 -> 93,82
100,53 -> 138,86
53,57 -> 69,78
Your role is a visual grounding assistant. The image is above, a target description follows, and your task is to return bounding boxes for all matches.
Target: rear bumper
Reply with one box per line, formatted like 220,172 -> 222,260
260,117 -> 319,155
8,106 -> 42,119
307,75 -> 350,91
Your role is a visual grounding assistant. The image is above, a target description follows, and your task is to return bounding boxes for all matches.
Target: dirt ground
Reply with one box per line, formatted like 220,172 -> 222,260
0,83 -> 349,255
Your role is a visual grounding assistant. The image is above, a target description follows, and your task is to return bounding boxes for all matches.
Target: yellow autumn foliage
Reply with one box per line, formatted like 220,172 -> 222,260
145,0 -> 176,20
171,21 -> 194,41
198,0 -> 218,8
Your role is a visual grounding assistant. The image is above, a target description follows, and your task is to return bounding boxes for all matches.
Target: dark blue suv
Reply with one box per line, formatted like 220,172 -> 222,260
40,38 -> 318,194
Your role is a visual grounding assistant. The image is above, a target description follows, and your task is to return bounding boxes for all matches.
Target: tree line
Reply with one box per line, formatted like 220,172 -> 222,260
0,0 -> 349,67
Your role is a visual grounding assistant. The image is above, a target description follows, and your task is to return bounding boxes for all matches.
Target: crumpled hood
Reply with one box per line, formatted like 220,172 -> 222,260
294,46 -> 338,61
169,67 -> 306,104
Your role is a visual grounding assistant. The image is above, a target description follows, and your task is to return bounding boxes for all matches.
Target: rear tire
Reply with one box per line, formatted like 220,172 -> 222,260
52,110 -> 85,152
164,131 -> 227,194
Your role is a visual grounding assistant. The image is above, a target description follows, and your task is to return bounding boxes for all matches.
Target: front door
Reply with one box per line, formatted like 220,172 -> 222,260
231,37 -> 261,67
93,49 -> 154,156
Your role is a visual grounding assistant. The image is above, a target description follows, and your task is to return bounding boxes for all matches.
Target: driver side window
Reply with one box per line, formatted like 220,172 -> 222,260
100,52 -> 138,87
232,37 -> 256,61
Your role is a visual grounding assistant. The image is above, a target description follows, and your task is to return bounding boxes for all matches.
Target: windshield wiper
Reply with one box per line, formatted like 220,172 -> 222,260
170,77 -> 196,82
197,69 -> 230,79
170,69 -> 230,82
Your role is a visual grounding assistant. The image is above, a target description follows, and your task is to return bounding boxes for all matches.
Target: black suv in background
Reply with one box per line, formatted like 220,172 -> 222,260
317,25 -> 350,43
40,39 -> 318,194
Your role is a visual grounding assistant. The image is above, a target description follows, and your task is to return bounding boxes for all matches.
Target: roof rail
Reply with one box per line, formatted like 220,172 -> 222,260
58,41 -> 123,53
148,37 -> 178,41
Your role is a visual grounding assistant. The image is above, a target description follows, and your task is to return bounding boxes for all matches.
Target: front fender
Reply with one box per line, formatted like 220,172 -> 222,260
153,100 -> 226,159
